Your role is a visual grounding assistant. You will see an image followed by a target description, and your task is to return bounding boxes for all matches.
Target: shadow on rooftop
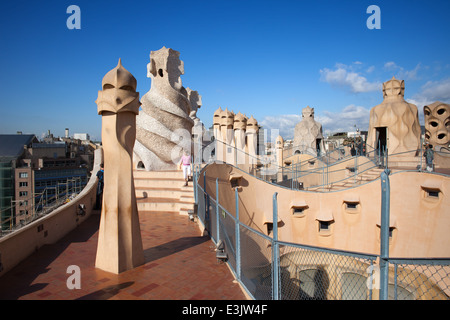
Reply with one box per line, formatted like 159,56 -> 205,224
144,236 -> 209,264
0,213 -> 101,300
76,281 -> 134,300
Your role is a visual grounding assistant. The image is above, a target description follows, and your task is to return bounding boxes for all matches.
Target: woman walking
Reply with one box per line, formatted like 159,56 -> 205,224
179,150 -> 192,186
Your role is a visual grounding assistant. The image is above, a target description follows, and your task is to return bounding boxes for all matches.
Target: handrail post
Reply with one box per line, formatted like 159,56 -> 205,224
204,171 -> 210,231
235,187 -> 241,281
193,166 -> 198,205
420,137 -> 423,171
272,192 -> 279,300
216,178 -> 220,243
380,169 -> 390,300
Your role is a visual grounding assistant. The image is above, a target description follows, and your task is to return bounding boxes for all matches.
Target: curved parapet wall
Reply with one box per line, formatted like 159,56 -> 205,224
200,162 -> 450,258
134,47 -> 194,171
0,148 -> 103,277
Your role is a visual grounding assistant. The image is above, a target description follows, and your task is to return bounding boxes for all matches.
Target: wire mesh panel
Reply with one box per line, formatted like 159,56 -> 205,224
217,204 -> 237,272
208,197 -> 218,243
196,168 -> 450,301
239,224 -> 274,300
389,259 -> 450,300
278,244 -> 376,300
196,185 -> 206,228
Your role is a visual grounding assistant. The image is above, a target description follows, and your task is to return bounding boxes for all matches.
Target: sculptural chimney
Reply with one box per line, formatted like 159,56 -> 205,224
234,112 -> 247,166
366,77 -> 421,155
134,47 -> 194,170
95,59 -> 145,274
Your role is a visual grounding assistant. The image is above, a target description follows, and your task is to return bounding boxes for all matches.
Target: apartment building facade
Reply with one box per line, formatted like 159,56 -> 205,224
0,133 -> 94,231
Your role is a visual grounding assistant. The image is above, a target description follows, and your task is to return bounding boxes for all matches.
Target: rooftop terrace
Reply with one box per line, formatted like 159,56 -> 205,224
0,209 -> 247,300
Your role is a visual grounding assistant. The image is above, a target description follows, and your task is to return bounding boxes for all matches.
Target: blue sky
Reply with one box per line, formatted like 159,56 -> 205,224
0,0 -> 449,141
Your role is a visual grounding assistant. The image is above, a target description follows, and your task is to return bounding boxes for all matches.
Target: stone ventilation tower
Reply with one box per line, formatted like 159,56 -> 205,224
212,107 -> 259,165
424,102 -> 450,149
293,106 -> 325,156
234,112 -> 248,165
95,59 -> 144,274
220,108 -> 235,164
366,77 -> 421,155
246,115 -> 259,163
187,88 -> 204,163
134,47 -> 194,171
213,107 -> 223,140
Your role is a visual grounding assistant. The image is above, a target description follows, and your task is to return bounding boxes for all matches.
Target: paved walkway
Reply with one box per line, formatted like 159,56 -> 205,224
0,210 -> 247,300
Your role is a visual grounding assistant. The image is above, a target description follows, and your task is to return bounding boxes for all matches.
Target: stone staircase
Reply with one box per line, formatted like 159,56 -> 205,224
307,167 -> 385,192
134,169 -> 195,216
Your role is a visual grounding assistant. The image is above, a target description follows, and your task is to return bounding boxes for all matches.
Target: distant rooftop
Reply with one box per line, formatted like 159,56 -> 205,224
31,142 -> 66,149
0,134 -> 37,160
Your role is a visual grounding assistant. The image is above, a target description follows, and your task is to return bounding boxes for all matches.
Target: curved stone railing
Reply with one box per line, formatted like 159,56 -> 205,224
0,148 -> 103,277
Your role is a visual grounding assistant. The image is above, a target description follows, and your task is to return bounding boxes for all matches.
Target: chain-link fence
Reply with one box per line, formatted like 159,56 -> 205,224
388,258 -> 450,300
194,169 -> 450,300
277,243 -> 377,300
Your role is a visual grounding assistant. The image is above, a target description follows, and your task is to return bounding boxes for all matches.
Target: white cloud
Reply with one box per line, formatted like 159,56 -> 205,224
319,65 -> 381,93
260,114 -> 301,139
260,105 -> 371,139
318,104 -> 371,134
408,78 -> 450,107
418,78 -> 450,102
384,61 -> 421,80
384,61 -> 397,69
407,77 -> 450,123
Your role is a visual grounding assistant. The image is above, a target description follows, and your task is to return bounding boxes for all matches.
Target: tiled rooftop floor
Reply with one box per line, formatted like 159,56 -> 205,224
0,210 -> 247,300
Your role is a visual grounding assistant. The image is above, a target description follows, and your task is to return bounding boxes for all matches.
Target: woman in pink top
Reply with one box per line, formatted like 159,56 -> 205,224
179,150 -> 192,186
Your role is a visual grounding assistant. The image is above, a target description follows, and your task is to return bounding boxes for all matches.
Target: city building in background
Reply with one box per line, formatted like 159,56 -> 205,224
0,130 -> 96,231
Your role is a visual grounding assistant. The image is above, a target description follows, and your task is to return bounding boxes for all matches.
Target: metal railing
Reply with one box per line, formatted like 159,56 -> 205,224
193,165 -> 450,300
0,177 -> 87,236
197,139 -> 449,194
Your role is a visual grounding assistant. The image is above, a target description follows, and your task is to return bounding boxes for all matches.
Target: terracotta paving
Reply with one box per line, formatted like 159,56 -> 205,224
0,210 -> 247,300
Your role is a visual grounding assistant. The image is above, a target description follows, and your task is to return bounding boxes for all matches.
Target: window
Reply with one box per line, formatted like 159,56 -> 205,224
421,185 -> 441,203
19,191 -> 28,197
319,221 -> 330,231
388,227 -> 395,239
343,198 -> 361,214
346,202 -> 358,210
229,173 -> 242,190
316,211 -> 334,235
376,225 -> 396,242
19,182 -> 28,187
427,190 -> 439,198
266,223 -> 273,236
19,172 -> 28,178
291,205 -> 308,218
230,179 -> 239,189
291,201 -> 308,217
